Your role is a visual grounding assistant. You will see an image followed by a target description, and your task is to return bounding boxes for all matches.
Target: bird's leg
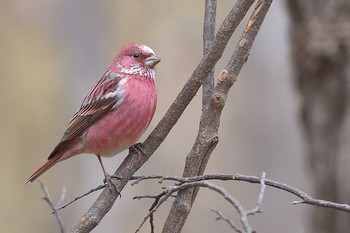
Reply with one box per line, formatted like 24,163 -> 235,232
96,155 -> 121,195
129,142 -> 147,158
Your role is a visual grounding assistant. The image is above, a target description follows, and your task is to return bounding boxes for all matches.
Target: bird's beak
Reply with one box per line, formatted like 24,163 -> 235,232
144,55 -> 161,68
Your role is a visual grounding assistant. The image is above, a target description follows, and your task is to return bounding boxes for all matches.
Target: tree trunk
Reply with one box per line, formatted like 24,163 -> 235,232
286,1 -> 350,232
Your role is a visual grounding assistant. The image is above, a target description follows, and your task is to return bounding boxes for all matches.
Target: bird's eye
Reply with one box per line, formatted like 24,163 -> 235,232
132,53 -> 140,59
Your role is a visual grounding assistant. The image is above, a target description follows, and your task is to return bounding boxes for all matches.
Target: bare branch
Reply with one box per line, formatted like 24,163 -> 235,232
133,194 -> 163,200
133,194 -> 177,200
246,172 -> 266,216
135,190 -> 171,233
163,1 -> 273,232
57,184 -> 105,211
131,174 -> 182,185
202,0 -> 217,108
210,209 -> 242,233
132,173 -> 350,213
39,181 -> 65,233
137,180 -> 259,233
134,191 -> 168,233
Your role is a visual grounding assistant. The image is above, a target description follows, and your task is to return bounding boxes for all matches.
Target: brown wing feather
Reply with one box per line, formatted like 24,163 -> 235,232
61,97 -> 117,142
47,73 -> 124,160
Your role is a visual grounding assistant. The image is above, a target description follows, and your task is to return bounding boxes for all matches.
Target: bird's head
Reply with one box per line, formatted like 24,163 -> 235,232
111,43 -> 161,79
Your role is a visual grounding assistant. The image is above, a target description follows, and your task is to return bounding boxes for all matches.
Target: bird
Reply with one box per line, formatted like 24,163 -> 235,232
25,43 -> 160,188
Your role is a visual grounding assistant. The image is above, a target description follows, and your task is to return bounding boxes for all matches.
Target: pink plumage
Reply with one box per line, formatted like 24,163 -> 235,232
25,43 -> 160,184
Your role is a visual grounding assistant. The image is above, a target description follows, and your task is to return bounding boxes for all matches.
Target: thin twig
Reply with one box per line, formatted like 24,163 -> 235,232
210,209 -> 242,233
247,172 -> 266,215
131,173 -> 350,213
135,190 -> 167,233
136,192 -> 166,233
39,181 -> 65,233
133,194 -> 177,200
133,195 -> 162,200
57,184 -> 105,211
136,190 -> 172,232
137,181 -> 254,232
57,186 -> 67,208
131,175 -> 182,186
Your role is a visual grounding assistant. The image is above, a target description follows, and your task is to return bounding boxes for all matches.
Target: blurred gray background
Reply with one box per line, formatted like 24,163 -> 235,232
0,1 -> 310,232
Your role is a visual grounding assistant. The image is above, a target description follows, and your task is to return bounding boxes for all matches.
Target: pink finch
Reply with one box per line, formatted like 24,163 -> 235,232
25,43 -> 160,187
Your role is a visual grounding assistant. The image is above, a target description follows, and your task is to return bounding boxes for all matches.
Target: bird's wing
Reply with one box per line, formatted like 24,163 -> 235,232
47,72 -> 125,160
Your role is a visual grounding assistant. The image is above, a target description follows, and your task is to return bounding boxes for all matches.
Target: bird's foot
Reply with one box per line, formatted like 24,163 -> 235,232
103,173 -> 121,196
129,143 -> 147,158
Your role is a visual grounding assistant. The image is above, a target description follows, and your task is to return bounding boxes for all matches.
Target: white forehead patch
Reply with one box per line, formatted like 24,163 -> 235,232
141,44 -> 155,55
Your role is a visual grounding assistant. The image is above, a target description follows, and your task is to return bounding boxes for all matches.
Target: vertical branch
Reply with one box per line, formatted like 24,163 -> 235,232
188,0 -> 217,206
202,0 -> 217,110
162,1 -> 273,233
197,0 -> 217,186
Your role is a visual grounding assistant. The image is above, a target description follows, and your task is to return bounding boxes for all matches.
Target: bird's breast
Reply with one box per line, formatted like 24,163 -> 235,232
84,78 -> 157,156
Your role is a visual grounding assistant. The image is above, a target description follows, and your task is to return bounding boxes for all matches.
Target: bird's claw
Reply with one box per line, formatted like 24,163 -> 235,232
129,143 -> 147,158
103,173 -> 121,196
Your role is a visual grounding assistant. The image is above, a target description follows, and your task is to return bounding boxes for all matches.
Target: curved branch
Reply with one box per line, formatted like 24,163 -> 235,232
135,173 -> 266,233
131,173 -> 350,213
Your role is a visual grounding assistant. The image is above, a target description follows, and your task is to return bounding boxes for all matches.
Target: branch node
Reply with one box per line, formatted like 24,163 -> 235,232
218,69 -> 228,82
210,209 -> 242,233
158,176 -> 165,183
212,93 -> 225,106
293,200 -> 306,205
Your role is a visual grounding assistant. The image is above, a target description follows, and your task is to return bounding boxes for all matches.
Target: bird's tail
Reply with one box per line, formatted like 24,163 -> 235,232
24,155 -> 61,184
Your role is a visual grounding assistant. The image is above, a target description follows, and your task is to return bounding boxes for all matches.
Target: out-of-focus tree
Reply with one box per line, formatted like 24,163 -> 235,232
287,0 -> 350,232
